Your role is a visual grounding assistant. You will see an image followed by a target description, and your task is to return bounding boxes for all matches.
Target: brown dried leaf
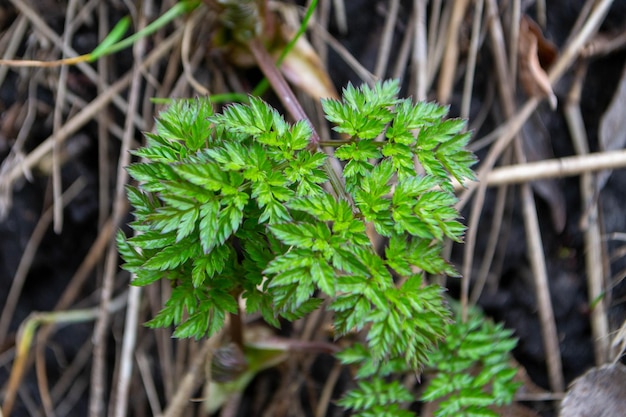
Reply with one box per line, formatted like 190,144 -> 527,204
277,23 -> 339,100
523,15 -> 558,69
519,15 -> 558,109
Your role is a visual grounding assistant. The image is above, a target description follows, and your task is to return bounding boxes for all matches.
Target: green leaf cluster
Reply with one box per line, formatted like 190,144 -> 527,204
322,79 -> 476,193
118,81 -> 487,416
337,379 -> 415,417
119,96 -> 330,336
421,305 -> 521,417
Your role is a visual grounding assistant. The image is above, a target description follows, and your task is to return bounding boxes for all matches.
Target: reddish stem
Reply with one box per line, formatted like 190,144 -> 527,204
248,37 -> 321,146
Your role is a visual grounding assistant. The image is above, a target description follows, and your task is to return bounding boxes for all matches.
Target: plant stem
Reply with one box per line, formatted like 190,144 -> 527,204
229,295 -> 244,348
247,37 -> 352,205
248,37 -> 320,145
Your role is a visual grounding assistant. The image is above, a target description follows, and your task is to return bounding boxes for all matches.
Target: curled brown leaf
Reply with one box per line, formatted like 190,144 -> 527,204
518,15 -> 558,109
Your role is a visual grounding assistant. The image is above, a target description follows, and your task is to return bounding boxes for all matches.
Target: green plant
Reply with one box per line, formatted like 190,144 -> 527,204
421,304 -> 521,417
118,80 -> 518,415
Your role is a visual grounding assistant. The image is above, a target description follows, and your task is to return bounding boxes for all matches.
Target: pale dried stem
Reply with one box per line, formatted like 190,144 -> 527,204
27,212 -> 118,417
466,0 -> 506,308
331,0 -> 347,34
50,339 -> 93,406
517,146 -> 565,392
35,330 -> 54,417
563,0 -> 596,48
315,361 -> 342,417
536,0 -> 547,28
313,0 -> 330,67
97,3 -> 111,233
470,183 -> 509,304
480,0 -> 563,392
136,352 -> 163,416
412,0 -> 428,101
56,216 -> 117,312
426,0 -> 450,90
391,12 -> 414,81
55,375 -> 89,417
181,8 -> 210,96
8,0 -> 146,131
457,0 -> 614,210
563,64 -> 610,365
112,285 -> 142,417
0,27 -> 184,191
88,6 -> 149,416
51,0 -> 79,235
162,337 -> 219,417
437,0 -> 470,103
152,283 -> 175,401
508,0 -> 520,82
454,149 -> 626,187
461,0 -> 484,120
374,0 -> 400,79
310,22 -> 376,85
548,0 -> 614,85
2,294 -> 127,417
582,30 -> 626,58
0,14 -> 28,87
462,0 -> 505,321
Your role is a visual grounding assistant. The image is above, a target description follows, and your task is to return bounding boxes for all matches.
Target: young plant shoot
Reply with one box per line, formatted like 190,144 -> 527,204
118,80 -> 519,416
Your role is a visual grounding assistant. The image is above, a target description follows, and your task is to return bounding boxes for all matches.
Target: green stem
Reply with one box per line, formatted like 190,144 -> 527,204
230,292 -> 244,348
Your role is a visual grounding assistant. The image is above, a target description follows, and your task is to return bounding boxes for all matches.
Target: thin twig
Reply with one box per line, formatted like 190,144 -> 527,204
426,0 -> 449,89
136,351 -> 163,416
517,146 -> 564,393
536,0 -> 546,28
181,8 -> 210,96
391,11 -> 414,82
0,178 -> 86,345
51,339 -> 93,406
88,6 -> 148,416
461,0 -> 484,119
456,0 -> 614,210
315,360 -> 342,417
310,22 -> 377,85
0,27 -> 184,191
97,2 -> 112,236
453,149 -> 626,188
508,0 -> 520,85
374,0 -> 399,79
470,182 -> 509,304
548,0 -> 615,85
412,0 -> 428,101
331,0 -> 347,34
2,295 -> 127,417
51,0 -> 79,235
0,14 -> 28,88
162,337 -> 219,417
563,63 -> 609,365
8,0 -> 145,131
477,0 -> 563,392
563,0 -> 596,48
437,0 -> 470,103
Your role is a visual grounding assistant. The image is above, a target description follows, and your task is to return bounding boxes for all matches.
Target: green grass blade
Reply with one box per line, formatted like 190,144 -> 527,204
89,0 -> 201,61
